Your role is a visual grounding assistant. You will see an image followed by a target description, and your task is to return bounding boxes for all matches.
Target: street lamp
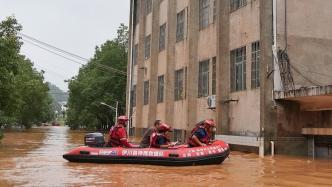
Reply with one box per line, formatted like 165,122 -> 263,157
100,101 -> 118,123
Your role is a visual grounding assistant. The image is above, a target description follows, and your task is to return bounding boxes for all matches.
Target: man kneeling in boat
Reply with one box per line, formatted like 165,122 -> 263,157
150,123 -> 176,148
139,120 -> 162,148
108,115 -> 133,148
188,119 -> 216,147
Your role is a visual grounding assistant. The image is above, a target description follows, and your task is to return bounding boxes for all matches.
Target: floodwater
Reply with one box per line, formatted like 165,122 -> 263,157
1,127 -> 332,187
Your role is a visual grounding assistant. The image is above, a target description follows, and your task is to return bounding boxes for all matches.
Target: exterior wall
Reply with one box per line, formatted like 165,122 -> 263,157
228,0 -> 261,135
229,90 -> 260,136
128,0 -> 263,139
276,0 -> 332,87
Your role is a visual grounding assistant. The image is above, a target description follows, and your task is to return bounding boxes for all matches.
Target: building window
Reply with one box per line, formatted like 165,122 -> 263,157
198,60 -> 210,97
213,0 -> 217,23
145,0 -> 152,15
144,81 -> 149,105
230,0 -> 247,12
134,0 -> 140,24
231,47 -> 246,92
131,85 -> 136,107
144,35 -> 151,60
174,69 -> 184,101
251,41 -> 260,89
176,9 -> 185,42
212,57 -> 216,95
159,23 -> 166,51
157,75 -> 164,103
199,0 -> 210,30
133,44 -> 138,65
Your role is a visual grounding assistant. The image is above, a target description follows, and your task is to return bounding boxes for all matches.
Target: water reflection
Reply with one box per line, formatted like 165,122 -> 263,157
0,127 -> 332,186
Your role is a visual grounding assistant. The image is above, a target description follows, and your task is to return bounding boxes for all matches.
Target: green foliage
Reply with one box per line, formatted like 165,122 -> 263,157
66,24 -> 128,130
0,16 -> 22,123
0,16 -> 54,129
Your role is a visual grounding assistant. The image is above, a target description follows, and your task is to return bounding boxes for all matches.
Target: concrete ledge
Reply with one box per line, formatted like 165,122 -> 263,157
216,135 -> 262,147
302,128 -> 332,136
274,85 -> 332,99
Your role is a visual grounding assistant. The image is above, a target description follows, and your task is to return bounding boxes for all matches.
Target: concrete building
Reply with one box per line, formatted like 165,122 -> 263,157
126,0 -> 332,157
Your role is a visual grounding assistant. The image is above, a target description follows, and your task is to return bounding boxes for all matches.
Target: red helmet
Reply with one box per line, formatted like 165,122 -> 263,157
118,115 -> 129,122
203,119 -> 215,128
158,123 -> 172,132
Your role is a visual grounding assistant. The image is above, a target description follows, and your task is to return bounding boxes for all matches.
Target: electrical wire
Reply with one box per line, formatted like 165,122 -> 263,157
19,32 -> 89,61
19,33 -> 127,76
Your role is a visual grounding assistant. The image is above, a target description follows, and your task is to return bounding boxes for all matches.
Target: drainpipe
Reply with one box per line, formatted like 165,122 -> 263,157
127,0 -> 134,134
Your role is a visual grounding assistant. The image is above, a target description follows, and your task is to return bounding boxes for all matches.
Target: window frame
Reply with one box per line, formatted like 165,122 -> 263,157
198,60 -> 210,97
230,0 -> 247,12
131,85 -> 136,107
174,69 -> 184,101
144,81 -> 149,105
213,0 -> 217,23
251,41 -> 260,89
144,35 -> 151,60
199,0 -> 210,30
133,44 -> 138,65
159,23 -> 166,52
231,46 -> 247,92
157,75 -> 165,103
176,9 -> 185,42
212,57 -> 217,95
145,0 -> 152,15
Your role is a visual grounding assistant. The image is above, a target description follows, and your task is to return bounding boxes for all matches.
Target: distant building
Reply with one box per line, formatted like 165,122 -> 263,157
126,0 -> 332,157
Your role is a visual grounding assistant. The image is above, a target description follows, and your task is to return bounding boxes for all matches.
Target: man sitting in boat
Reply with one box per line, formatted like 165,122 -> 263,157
139,120 -> 162,148
188,119 -> 216,147
108,115 -> 133,148
150,123 -> 175,148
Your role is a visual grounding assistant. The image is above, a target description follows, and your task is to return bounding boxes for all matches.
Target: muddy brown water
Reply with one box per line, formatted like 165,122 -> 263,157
0,127 -> 332,187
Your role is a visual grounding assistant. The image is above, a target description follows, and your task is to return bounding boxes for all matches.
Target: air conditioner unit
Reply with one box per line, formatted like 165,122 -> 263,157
207,95 -> 216,109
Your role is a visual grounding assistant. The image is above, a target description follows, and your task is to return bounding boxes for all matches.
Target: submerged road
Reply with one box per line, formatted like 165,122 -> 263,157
1,126 -> 332,186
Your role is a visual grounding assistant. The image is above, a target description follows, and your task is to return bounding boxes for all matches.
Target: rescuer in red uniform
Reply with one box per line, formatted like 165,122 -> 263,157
188,119 -> 216,147
108,115 -> 133,148
150,123 -> 175,148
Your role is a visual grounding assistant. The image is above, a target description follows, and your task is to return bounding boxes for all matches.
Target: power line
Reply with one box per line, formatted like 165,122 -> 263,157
21,38 -> 127,77
20,33 -> 127,76
19,32 -> 89,62
22,38 -> 87,66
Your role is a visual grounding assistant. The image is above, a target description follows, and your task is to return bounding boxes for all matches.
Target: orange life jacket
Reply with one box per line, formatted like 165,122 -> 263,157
109,125 -> 127,147
150,132 -> 170,148
188,126 -> 210,147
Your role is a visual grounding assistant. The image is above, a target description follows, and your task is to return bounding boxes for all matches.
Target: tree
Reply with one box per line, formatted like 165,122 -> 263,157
66,24 -> 128,130
13,57 -> 54,128
0,16 -> 54,129
0,16 -> 22,127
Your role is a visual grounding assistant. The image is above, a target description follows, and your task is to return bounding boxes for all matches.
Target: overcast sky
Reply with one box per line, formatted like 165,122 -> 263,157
0,0 -> 130,91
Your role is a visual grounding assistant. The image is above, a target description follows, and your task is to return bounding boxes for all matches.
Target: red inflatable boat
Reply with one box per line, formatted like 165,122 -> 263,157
63,140 -> 230,166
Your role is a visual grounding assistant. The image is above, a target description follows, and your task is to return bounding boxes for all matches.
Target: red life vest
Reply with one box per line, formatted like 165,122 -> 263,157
109,125 -> 127,147
150,132 -> 170,148
188,126 -> 210,147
